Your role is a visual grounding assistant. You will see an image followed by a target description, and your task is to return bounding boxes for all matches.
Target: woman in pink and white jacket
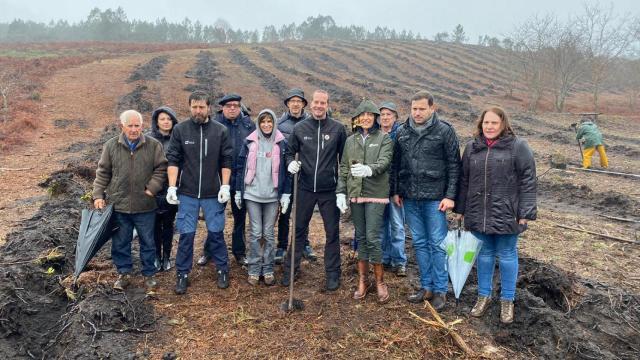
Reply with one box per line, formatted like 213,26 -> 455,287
235,109 -> 292,286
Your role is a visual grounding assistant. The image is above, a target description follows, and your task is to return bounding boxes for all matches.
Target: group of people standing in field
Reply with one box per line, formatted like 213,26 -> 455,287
92,87 -> 537,324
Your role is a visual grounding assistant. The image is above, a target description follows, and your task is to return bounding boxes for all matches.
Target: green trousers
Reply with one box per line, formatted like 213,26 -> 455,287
351,202 -> 386,263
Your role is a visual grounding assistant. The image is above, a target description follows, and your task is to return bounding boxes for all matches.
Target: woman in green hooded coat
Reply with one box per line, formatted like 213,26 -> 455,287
336,99 -> 394,303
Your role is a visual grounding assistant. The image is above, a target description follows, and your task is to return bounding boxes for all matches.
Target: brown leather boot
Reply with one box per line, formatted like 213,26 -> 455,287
373,264 -> 390,304
353,260 -> 370,300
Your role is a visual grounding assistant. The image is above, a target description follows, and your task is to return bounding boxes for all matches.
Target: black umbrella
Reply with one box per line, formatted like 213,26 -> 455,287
74,204 -> 116,279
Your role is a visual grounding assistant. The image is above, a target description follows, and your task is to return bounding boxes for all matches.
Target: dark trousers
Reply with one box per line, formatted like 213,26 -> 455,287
230,190 -> 247,259
154,205 -> 177,259
111,210 -> 157,276
284,189 -> 341,276
276,190 -> 309,250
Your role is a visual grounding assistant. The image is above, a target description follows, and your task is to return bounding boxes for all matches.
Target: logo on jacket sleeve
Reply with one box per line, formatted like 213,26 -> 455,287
184,140 -> 195,145
303,136 -> 313,141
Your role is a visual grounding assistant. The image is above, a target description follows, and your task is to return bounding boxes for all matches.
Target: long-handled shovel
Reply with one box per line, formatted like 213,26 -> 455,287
280,154 -> 304,312
570,123 -> 584,162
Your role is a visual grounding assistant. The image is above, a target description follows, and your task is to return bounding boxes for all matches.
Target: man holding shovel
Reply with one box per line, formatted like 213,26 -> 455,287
574,117 -> 609,169
282,89 -> 347,291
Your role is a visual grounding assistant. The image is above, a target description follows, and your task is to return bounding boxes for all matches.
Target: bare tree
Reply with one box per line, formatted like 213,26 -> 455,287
510,14 -> 556,112
546,21 -> 587,112
576,3 -> 636,112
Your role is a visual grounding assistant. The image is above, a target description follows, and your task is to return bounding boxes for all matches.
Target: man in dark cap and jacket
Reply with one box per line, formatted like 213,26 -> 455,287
208,93 -> 256,268
274,88 -> 315,264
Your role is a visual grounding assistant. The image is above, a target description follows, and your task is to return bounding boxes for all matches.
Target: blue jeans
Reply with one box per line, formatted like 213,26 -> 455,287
404,200 -> 448,294
381,199 -> 407,267
473,232 -> 519,301
175,195 -> 228,274
245,200 -> 279,276
111,210 -> 157,277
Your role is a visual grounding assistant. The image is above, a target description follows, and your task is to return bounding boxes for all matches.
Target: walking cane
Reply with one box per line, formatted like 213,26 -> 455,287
280,153 -> 304,312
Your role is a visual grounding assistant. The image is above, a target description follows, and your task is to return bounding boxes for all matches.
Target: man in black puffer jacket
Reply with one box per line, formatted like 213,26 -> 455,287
283,89 -> 347,291
391,90 -> 461,310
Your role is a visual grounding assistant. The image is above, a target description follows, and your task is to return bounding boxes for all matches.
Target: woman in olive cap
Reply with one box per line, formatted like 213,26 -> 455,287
336,99 -> 394,303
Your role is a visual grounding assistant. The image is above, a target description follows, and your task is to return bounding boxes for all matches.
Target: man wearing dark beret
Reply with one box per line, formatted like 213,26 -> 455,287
199,93 -> 256,269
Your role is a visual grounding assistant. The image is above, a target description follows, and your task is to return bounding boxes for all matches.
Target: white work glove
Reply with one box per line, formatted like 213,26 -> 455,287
336,193 -> 348,214
218,185 -> 231,203
280,194 -> 291,214
234,192 -> 242,209
166,186 -> 179,205
288,160 -> 301,174
351,163 -> 373,178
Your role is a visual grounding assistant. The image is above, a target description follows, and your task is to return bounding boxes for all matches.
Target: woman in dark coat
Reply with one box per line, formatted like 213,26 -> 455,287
150,106 -> 179,271
454,107 -> 537,324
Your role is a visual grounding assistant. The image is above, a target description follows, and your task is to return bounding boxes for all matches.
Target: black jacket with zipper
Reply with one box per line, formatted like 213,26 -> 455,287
454,135 -> 537,234
390,113 -> 461,200
166,117 -> 233,199
286,115 -> 347,193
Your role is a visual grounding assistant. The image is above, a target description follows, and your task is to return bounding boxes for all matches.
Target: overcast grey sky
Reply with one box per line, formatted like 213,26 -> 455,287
1,0 -> 637,40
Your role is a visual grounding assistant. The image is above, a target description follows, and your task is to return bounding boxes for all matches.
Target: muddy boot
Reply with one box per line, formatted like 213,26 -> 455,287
162,255 -> 172,272
217,269 -> 230,289
145,276 -> 158,296
500,300 -> 514,324
470,296 -> 492,317
407,288 -> 433,303
175,273 -> 189,295
353,260 -> 370,300
373,264 -> 390,304
113,274 -> 130,291
430,293 -> 446,311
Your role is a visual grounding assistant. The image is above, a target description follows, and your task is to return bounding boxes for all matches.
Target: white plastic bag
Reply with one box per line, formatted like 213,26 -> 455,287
440,228 -> 483,299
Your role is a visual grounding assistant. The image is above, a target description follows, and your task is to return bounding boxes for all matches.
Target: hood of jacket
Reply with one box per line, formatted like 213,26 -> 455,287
351,99 -> 381,132
151,106 -> 178,137
248,109 -> 285,143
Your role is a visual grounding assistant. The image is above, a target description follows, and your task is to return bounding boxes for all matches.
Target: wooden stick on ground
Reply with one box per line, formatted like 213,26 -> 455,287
409,301 -> 474,356
554,223 -> 637,244
566,166 -> 640,179
598,214 -> 640,223
0,167 -> 33,171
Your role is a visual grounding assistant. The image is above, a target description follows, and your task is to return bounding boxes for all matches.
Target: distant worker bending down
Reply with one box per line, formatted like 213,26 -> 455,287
576,118 -> 608,169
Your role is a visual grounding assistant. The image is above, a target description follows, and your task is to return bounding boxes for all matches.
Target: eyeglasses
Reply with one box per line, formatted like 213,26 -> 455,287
223,103 -> 241,109
288,99 -> 304,104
